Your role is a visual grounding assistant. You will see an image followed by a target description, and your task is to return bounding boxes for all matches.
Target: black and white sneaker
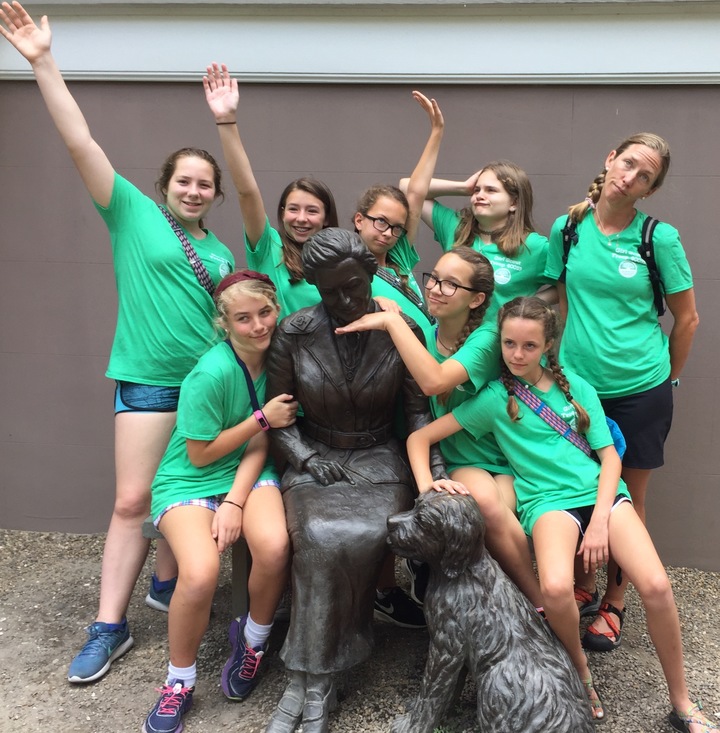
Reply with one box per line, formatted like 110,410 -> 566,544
373,587 -> 426,629
403,558 -> 430,606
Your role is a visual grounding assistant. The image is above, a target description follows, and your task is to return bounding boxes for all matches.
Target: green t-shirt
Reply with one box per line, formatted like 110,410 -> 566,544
428,322 -> 509,474
545,212 -> 693,398
453,371 -> 630,534
432,201 -> 551,323
245,218 -> 320,316
373,234 -> 435,344
151,342 -> 277,519
246,219 -> 433,341
94,174 -> 234,385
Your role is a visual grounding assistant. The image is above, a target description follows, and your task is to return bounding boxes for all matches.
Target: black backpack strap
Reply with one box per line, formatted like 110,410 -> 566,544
638,216 -> 665,316
559,218 -> 579,283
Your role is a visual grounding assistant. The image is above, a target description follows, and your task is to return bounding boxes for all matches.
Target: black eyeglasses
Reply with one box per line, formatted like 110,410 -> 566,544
363,215 -> 407,239
422,273 -> 478,297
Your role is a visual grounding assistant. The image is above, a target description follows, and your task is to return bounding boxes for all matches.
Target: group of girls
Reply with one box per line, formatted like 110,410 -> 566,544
1,1 -> 714,732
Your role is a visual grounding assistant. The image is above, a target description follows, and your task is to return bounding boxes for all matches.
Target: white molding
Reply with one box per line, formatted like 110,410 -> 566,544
2,3 -> 719,83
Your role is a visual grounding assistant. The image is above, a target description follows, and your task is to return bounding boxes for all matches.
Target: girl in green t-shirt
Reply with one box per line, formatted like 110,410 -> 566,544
0,2 -> 239,686
204,63 -> 339,315
399,138 -> 555,321
405,296 -> 718,731
336,249 -> 543,613
544,133 -> 699,656
143,271 -> 297,733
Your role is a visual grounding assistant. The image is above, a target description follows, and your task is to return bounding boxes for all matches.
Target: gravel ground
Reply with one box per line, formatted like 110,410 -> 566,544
1,529 -> 719,733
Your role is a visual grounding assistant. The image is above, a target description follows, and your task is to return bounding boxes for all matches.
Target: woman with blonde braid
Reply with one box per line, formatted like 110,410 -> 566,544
544,133 -> 699,654
405,296 -> 718,731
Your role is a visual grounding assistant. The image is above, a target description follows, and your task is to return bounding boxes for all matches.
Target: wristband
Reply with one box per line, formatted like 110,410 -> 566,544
216,121 -> 236,125
221,499 -> 243,510
254,409 -> 270,431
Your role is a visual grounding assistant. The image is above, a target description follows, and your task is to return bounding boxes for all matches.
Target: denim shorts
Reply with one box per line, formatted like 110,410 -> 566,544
114,381 -> 181,414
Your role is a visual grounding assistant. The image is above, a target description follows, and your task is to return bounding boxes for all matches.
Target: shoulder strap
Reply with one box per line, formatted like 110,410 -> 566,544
559,218 -> 579,283
637,216 -> 665,316
509,378 -> 593,457
374,267 -> 437,325
157,205 -> 215,296
224,340 -> 261,412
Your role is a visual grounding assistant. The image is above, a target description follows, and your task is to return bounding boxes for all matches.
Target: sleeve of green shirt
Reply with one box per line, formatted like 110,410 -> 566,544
431,201 -> 462,252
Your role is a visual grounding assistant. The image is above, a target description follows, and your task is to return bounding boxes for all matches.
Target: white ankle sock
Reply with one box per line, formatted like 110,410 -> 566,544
244,615 -> 272,649
167,662 -> 196,689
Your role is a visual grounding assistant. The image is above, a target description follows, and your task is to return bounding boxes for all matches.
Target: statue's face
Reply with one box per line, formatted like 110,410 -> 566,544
314,257 -> 372,325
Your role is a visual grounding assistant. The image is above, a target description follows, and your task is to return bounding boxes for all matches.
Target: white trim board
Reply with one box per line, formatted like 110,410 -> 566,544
2,4 -> 719,83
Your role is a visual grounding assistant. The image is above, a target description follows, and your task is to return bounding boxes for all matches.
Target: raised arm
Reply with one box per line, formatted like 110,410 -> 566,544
0,2 -> 115,206
403,91 -> 444,243
203,63 -> 267,246
399,170 -> 481,230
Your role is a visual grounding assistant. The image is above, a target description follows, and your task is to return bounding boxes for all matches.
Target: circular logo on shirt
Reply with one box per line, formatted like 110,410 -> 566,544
494,267 -> 512,285
219,260 -> 231,278
618,260 -> 638,278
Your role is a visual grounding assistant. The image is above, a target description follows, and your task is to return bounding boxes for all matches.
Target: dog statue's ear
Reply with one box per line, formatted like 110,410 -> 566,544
438,495 -> 484,578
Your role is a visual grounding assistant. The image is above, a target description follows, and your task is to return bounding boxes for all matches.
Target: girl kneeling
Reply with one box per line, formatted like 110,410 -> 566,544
143,272 -> 297,733
406,295 -> 719,731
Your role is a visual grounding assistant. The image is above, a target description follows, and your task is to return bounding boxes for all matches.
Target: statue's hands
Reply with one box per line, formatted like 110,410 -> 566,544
412,90 -> 444,134
424,478 -> 469,495
335,310 -> 400,335
304,456 -> 355,486
373,296 -> 402,314
0,2 -> 52,64
262,393 -> 298,428
203,62 -> 239,122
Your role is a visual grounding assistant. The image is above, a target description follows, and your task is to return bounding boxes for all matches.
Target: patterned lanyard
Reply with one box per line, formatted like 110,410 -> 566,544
510,378 -> 593,457
157,205 -> 215,296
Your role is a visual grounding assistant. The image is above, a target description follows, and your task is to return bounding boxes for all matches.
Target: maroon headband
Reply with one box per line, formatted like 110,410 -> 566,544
214,270 -> 276,302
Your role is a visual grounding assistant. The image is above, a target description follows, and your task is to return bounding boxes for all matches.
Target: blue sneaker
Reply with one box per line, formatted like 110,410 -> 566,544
145,574 -> 177,613
221,616 -> 266,701
143,680 -> 194,733
68,621 -> 134,683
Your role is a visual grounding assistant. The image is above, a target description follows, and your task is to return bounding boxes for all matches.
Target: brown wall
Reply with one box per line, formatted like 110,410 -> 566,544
1,81 -> 718,569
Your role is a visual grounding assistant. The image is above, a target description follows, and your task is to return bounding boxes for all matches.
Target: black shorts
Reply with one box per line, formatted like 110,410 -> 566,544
563,495 -> 631,536
601,379 -> 673,470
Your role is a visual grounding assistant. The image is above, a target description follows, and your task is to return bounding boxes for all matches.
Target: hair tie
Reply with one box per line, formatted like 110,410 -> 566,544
584,197 -> 596,210
214,269 -> 276,302
566,392 -> 574,402
508,389 -> 516,397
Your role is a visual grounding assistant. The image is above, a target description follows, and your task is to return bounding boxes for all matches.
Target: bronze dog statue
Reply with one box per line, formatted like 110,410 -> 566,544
387,492 -> 595,733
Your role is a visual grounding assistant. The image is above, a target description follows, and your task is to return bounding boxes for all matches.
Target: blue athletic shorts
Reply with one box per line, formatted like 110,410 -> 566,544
114,381 -> 181,414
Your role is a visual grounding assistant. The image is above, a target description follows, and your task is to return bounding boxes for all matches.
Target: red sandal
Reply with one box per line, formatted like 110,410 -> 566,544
582,601 -> 624,652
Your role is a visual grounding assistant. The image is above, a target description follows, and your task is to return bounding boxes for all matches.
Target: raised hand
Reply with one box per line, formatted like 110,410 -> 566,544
203,62 -> 239,122
412,90 -> 444,134
0,1 -> 51,63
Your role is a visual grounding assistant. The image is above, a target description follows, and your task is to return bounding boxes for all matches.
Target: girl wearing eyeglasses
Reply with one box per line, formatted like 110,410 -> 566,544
337,250 -> 542,614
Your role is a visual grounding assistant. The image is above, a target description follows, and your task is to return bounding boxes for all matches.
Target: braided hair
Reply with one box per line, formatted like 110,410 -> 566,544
497,296 -> 590,433
567,132 -> 671,224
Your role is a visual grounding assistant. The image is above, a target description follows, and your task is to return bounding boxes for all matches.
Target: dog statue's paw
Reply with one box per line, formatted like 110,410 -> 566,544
390,712 -> 413,733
